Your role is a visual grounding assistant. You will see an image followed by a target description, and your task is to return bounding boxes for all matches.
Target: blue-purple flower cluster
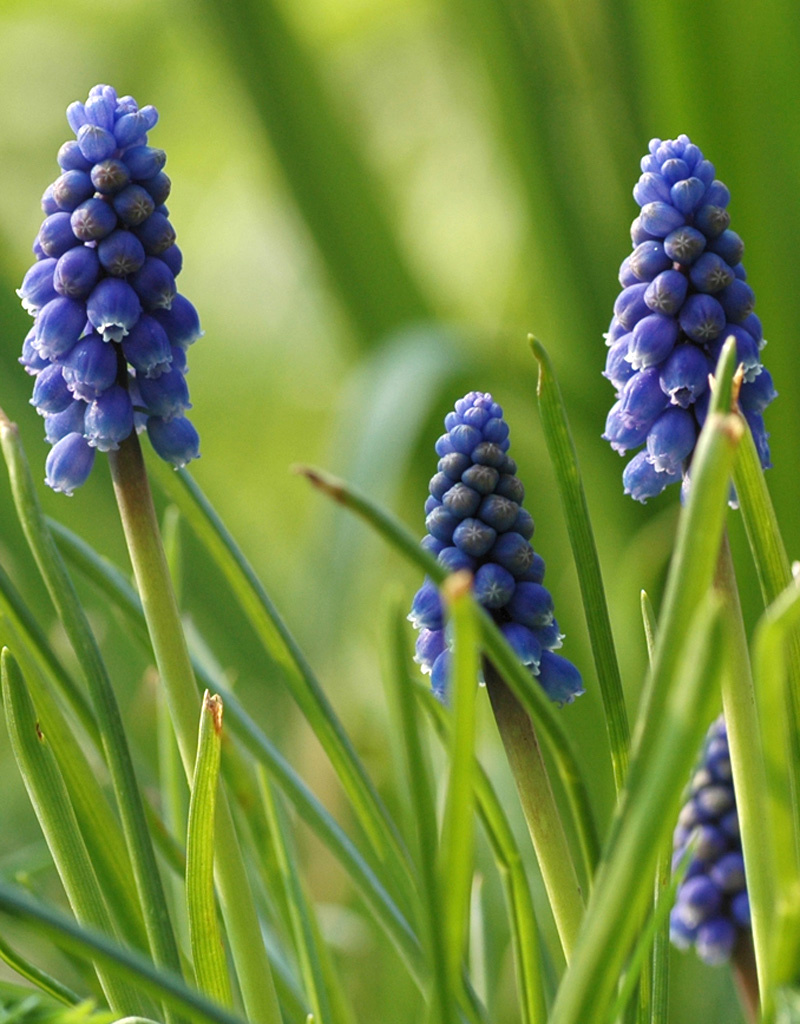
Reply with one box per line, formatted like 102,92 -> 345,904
17,84 -> 201,495
604,135 -> 775,502
409,392 -> 584,705
670,716 -> 749,965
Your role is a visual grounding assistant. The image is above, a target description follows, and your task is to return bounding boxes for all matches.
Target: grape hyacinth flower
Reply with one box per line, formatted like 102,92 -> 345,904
603,135 -> 776,502
17,84 -> 201,495
409,391 -> 584,705
670,715 -> 750,966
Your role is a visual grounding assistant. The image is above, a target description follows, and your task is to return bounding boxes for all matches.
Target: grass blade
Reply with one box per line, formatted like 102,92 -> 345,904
0,413 -> 184,1015
531,337 -> 629,793
148,457 -> 415,907
418,683 -> 547,1024
298,463 -> 601,885
0,883 -> 249,1024
0,928 -> 81,1006
187,692 -> 232,1008
2,648 -> 146,1015
48,519 -> 423,983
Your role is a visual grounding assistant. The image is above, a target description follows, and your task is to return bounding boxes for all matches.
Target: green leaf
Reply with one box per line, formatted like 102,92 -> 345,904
418,684 -> 547,1024
186,693 -> 232,1008
48,521 -> 423,986
531,338 -> 629,794
0,412 -> 184,1010
0,929 -> 81,1006
197,0 -> 432,344
0,883 -> 249,1024
548,411 -> 742,1024
296,464 -> 601,884
1,648 -> 146,1016
147,456 -> 415,913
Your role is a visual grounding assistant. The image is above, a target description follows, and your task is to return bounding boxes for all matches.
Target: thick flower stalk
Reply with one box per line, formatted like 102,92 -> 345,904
409,391 -> 584,705
603,135 -> 775,502
17,84 -> 201,495
670,715 -> 750,965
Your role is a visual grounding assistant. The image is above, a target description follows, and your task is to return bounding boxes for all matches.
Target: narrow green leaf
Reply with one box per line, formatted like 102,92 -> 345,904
258,772 -> 343,1024
531,338 -> 629,794
751,580 -> 800,1012
549,412 -> 742,1024
1,647 -> 145,1015
297,464 -> 601,883
707,334 -> 740,417
638,590 -> 669,1024
382,602 -> 455,1024
187,692 -> 232,1008
0,883 -> 249,1024
418,684 -> 547,1024
0,929 -> 81,1006
197,0 -> 432,344
439,575 -> 480,988
0,611 -> 148,954
148,456 -> 415,911
550,593 -> 726,1024
0,411 -> 184,1011
48,519 -> 423,986
108,435 -> 281,1024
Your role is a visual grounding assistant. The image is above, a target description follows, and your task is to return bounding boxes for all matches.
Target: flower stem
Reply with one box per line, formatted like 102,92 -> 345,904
108,432 -> 282,1024
483,661 -> 584,961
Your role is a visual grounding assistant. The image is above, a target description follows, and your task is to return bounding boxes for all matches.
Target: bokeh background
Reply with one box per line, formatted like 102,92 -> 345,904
1,0 -> 799,1020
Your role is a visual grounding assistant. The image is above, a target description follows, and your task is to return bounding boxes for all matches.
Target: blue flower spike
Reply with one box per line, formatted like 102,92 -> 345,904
409,391 -> 584,705
604,135 -> 775,501
17,84 -> 202,493
671,716 -> 750,966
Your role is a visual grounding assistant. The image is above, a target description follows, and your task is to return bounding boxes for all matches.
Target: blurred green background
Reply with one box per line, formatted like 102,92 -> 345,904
1,0 -> 798,1019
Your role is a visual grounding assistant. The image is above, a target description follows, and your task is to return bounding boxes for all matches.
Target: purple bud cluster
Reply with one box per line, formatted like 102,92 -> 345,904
670,716 -> 749,965
409,392 -> 584,705
604,135 -> 775,502
17,84 -> 201,495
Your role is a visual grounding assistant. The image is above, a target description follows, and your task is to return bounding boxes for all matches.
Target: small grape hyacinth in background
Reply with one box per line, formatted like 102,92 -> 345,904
409,391 -> 584,705
603,135 -> 776,502
670,715 -> 750,966
17,84 -> 202,495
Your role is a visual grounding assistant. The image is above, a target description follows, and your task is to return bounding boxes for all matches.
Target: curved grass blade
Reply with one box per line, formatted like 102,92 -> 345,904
258,772 -> 342,1024
549,412 -> 742,1024
0,613 -> 148,955
418,682 -> 546,1024
550,593 -> 726,1024
531,338 -> 629,794
2,648 -> 146,1015
49,518 -> 424,984
382,602 -> 457,1024
0,412 -> 184,1007
0,558 -> 98,747
197,0 -> 432,344
752,580 -> 800,1015
296,464 -> 601,884
0,883 -> 250,1024
147,457 -> 415,907
0,930 -> 80,1006
187,693 -> 232,1008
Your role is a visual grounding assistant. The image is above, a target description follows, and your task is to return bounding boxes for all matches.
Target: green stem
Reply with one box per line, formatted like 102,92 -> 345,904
715,533 -> 771,1005
0,412 -> 183,1017
108,433 -> 282,1024
484,661 -> 584,961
